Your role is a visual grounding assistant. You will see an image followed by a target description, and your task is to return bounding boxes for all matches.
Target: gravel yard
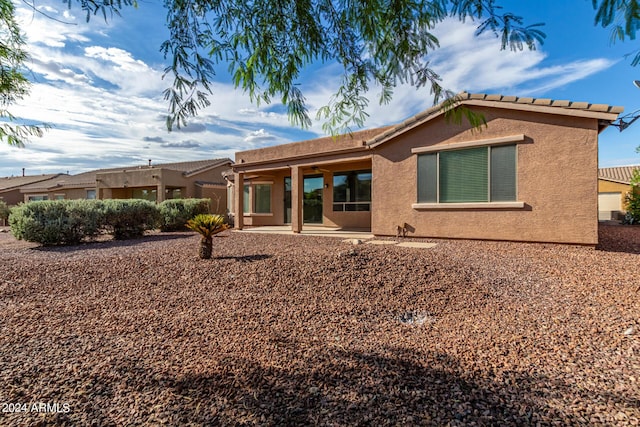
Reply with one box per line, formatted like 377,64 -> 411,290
0,225 -> 638,426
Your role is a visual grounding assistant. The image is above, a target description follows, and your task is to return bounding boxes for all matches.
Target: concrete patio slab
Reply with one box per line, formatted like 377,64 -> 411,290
235,226 -> 374,240
396,242 -> 438,249
366,240 -> 399,245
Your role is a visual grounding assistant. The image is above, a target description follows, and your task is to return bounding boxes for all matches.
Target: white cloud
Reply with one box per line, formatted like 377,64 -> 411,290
244,129 -> 276,143
161,140 -> 201,148
2,9 -> 622,176
298,18 -> 617,131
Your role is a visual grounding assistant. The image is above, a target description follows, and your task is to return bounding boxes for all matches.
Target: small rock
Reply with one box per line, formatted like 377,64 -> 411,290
624,327 -> 634,336
341,239 -> 362,245
308,386 -> 319,394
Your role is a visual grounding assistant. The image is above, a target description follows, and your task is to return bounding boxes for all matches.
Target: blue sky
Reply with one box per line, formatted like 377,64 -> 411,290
2,0 -> 640,177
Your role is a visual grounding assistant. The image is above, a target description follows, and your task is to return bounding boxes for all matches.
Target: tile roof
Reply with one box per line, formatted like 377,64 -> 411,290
599,165 -> 640,184
0,174 -> 65,191
461,92 -> 624,114
367,92 -> 624,147
19,158 -> 232,192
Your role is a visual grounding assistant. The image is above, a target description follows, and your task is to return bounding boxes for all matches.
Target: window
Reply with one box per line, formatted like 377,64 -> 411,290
333,170 -> 371,211
418,145 -> 516,203
165,188 -> 181,199
243,185 -> 250,214
254,184 -> 272,213
86,190 -> 96,199
132,188 -> 157,202
54,195 -> 65,200
27,195 -> 48,202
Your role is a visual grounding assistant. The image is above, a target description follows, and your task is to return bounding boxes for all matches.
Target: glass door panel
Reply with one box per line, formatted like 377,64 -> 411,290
284,176 -> 291,224
303,175 -> 323,224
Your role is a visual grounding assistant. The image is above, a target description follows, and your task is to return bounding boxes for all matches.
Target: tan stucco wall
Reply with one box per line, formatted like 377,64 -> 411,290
96,163 -> 230,210
238,160 -> 372,229
0,189 -> 24,206
22,188 -> 94,202
371,106 -> 600,245
236,131 -> 381,165
196,186 -> 228,215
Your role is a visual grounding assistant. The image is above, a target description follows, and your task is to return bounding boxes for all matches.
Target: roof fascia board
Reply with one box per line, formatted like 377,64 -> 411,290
233,146 -> 369,172
367,98 -> 621,148
598,176 -> 634,185
411,134 -> 525,154
462,99 -> 621,121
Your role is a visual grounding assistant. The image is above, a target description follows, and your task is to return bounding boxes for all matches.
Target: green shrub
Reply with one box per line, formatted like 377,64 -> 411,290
186,214 -> 229,259
102,199 -> 160,239
9,200 -> 104,245
158,198 -> 210,231
624,169 -> 640,225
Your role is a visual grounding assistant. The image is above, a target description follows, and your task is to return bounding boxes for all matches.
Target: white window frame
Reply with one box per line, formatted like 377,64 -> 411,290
27,194 -> 49,202
243,181 -> 274,217
412,134 -> 525,210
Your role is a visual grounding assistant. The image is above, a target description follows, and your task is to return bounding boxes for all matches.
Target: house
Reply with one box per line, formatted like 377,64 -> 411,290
598,165 -> 640,220
231,92 -> 622,245
0,173 -> 67,206
19,158 -> 233,214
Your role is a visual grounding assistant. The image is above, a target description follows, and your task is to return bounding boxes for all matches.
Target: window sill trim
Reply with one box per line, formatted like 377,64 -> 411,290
412,201 -> 525,210
244,213 -> 273,217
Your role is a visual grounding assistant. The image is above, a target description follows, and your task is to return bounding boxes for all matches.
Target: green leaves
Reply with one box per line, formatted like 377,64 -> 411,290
62,1 -> 544,133
156,0 -> 545,133
0,0 -> 48,145
186,214 -> 229,239
593,0 -> 640,64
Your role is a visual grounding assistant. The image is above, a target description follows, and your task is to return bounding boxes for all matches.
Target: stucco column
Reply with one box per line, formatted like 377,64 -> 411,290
235,172 -> 244,230
291,166 -> 303,233
156,182 -> 166,203
95,180 -> 102,200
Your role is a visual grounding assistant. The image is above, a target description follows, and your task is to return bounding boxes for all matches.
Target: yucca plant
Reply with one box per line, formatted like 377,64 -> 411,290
185,214 -> 229,259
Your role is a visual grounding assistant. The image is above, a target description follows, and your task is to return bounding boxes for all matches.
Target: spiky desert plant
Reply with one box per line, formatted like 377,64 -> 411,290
186,214 -> 229,259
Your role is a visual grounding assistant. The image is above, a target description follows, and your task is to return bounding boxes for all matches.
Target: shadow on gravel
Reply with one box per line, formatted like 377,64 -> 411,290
597,225 -> 640,255
31,232 -> 194,253
47,347 -> 622,426
215,254 -> 272,263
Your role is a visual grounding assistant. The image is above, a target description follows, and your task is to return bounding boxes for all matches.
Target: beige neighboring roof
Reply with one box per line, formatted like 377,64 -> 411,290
20,171 -> 97,192
0,174 -> 66,192
19,158 -> 232,193
366,92 -> 624,148
93,158 -> 232,177
599,165 -> 640,185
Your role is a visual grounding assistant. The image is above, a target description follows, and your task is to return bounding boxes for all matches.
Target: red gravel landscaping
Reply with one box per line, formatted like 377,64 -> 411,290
0,225 -> 638,426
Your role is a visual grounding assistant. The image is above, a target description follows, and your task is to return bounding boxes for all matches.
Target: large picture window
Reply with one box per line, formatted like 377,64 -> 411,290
244,183 -> 272,214
254,184 -> 272,213
333,170 -> 372,211
418,145 -> 516,203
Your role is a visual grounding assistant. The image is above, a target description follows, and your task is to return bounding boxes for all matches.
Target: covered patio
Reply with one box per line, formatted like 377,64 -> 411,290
234,225 -> 374,239
232,128 -> 386,234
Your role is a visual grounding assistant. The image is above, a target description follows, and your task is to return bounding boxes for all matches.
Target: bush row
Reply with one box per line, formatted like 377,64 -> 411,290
9,198 -> 211,245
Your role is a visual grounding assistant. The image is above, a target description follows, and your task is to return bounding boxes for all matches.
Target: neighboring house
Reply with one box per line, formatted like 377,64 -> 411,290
19,158 -> 233,214
0,173 -> 67,206
598,165 -> 640,220
231,92 -> 622,245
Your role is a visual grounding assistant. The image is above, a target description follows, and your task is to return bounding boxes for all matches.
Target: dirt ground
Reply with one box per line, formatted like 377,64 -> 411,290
0,224 -> 638,425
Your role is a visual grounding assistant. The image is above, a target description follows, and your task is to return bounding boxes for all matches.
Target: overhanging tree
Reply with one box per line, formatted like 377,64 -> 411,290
67,0 -> 545,134
0,0 -> 47,146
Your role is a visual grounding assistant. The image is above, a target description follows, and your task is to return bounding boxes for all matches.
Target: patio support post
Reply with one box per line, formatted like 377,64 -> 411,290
235,172 -> 244,230
291,166 -> 303,233
156,182 -> 166,203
